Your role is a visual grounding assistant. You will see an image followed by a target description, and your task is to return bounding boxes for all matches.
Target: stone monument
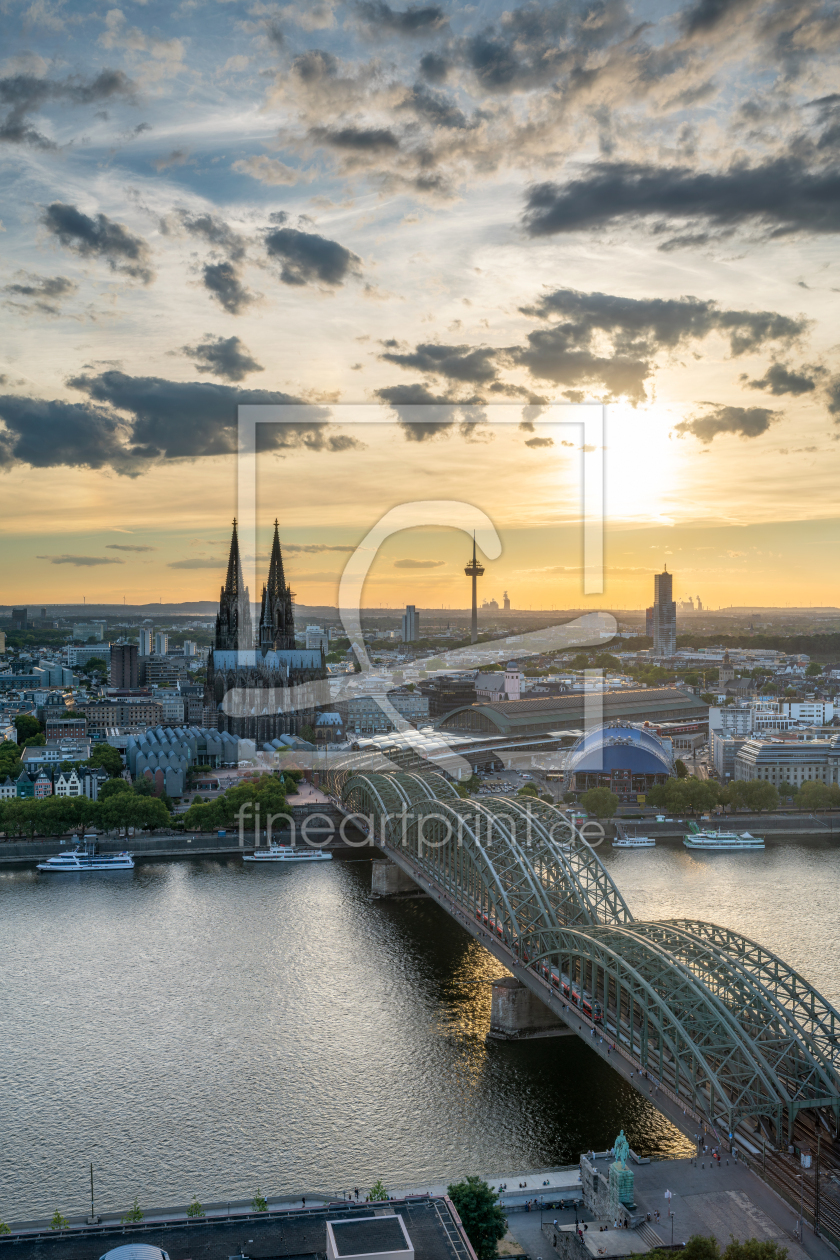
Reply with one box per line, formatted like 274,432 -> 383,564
609,1129 -> 635,1214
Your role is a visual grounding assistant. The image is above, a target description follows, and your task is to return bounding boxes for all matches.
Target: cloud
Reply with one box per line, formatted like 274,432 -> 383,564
42,202 -> 154,283
375,385 -> 483,440
264,226 -> 361,286
380,341 -> 498,383
3,273 -> 77,314
674,404 -> 781,442
167,557 -> 226,569
177,211 -> 246,261
201,261 -> 254,315
680,0 -> 758,36
36,553 -> 125,566
525,436 -> 554,447
522,159 -> 840,241
746,362 -> 819,394
355,2 -> 449,35
105,543 -> 156,551
181,335 -> 264,382
393,557 -> 445,567
232,155 -> 301,186
0,394 -> 135,472
510,287 -> 807,403
310,125 -> 400,151
153,149 -> 191,171
283,543 -> 356,553
399,83 -> 473,129
0,67 -> 134,148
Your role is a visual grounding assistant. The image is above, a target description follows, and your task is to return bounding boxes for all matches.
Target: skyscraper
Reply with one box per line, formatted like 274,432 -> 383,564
402,604 -> 419,642
652,567 -> 677,657
464,535 -> 485,644
138,628 -> 152,655
111,644 -> 138,688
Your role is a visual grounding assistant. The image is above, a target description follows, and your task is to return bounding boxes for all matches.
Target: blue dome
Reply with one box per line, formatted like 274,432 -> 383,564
567,723 -> 673,776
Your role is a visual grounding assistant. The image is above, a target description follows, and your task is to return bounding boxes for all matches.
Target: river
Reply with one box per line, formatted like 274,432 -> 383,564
0,837 -> 837,1221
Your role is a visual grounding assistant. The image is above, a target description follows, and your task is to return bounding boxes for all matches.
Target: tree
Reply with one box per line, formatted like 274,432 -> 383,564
446,1177 -> 507,1260
98,779 -> 131,802
517,782 -> 539,798
15,715 -> 42,742
186,1197 -> 204,1219
562,791 -> 577,803
86,744 -> 123,777
579,786 -> 619,817
251,1189 -> 267,1212
806,662 -> 822,677
121,1198 -> 143,1223
0,1219 -> 10,1236
99,794 -> 169,832
299,724 -> 317,743
50,1211 -> 69,1231
80,656 -> 108,673
723,1239 -> 790,1260
674,758 -> 689,778
649,1239 -> 720,1260
729,780 -> 779,812
368,1180 -> 388,1202
796,780 -> 839,812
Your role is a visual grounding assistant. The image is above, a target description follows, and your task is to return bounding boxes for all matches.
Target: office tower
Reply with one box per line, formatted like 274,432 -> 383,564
652,567 -> 677,657
402,605 -> 419,642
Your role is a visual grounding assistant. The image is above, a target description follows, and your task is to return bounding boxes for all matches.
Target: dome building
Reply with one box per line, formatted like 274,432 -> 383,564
564,721 -> 674,799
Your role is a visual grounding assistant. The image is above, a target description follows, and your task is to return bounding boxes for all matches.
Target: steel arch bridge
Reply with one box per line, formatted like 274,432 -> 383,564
324,763 -> 840,1149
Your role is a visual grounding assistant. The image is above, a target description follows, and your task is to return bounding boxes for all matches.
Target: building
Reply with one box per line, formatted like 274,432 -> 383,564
503,591 -> 511,611
33,663 -> 74,687
564,722 -> 674,799
475,663 -> 523,703
72,620 -> 106,640
314,711 -> 343,742
734,737 -> 840,788
150,688 -> 187,725
138,628 -> 152,655
652,568 -> 677,657
305,625 -> 329,653
337,690 -> 430,736
645,606 -> 654,638
11,608 -> 27,630
422,674 -> 477,720
81,699 -> 163,733
54,769 -> 83,798
22,738 -> 92,765
440,686 -> 708,738
1,720 -> 15,744
183,640 -> 197,657
64,643 -> 111,668
718,651 -> 735,686
142,654 -> 191,686
32,769 -> 52,799
713,735 -> 748,781
111,643 -> 139,689
154,632 -> 169,656
205,519 -> 326,742
0,776 -> 16,798
45,717 -> 87,740
0,630 -> 5,653
179,683 -> 205,725
402,605 -> 419,643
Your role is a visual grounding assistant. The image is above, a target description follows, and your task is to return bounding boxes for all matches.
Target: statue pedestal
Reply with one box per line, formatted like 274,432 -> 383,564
609,1161 -> 635,1213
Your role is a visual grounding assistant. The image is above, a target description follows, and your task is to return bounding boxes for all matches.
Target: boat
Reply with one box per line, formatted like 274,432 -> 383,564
243,842 -> 333,863
683,822 -> 764,851
612,827 -> 656,848
37,836 -> 134,871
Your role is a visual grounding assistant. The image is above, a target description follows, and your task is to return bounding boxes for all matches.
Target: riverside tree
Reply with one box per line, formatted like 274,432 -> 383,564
446,1177 -> 507,1260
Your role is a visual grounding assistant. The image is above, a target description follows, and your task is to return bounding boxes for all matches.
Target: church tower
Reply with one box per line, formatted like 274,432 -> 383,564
259,519 -> 296,653
215,519 -> 252,650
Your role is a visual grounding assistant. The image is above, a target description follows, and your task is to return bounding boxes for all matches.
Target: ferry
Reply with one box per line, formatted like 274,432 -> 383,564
683,822 -> 764,851
37,836 -> 134,872
243,842 -> 333,863
612,825 -> 655,848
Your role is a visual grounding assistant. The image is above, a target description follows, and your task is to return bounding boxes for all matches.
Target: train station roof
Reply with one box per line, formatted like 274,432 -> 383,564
438,688 -> 708,738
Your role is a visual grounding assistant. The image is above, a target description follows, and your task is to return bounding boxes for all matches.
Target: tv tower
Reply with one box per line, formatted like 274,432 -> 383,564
464,533 -> 485,644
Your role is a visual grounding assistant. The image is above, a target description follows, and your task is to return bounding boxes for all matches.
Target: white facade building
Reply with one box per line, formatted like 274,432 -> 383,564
138,628 -> 152,655
305,625 -> 329,653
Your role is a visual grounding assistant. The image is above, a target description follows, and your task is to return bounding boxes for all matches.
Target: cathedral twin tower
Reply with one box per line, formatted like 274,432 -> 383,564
205,519 -> 326,742
215,518 -> 296,653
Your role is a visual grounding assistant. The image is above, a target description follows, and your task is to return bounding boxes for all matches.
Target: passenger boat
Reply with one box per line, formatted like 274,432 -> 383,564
612,826 -> 655,848
243,843 -> 332,863
683,822 -> 764,851
37,837 -> 134,871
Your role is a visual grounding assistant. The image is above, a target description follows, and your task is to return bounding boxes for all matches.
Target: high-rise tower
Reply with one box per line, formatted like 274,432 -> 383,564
464,534 -> 485,645
215,519 -> 252,650
259,519 -> 296,653
652,566 -> 676,657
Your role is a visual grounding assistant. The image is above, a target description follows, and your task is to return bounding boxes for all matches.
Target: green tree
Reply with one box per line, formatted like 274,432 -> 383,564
729,780 -> 779,812
15,715 -> 42,742
299,724 -> 317,743
648,1240 -> 720,1260
80,656 -> 108,674
368,1180 -> 388,1202
796,780 -> 836,812
805,662 -> 822,677
85,744 -> 123,777
722,1239 -> 790,1260
562,791 -> 577,803
446,1177 -> 507,1260
100,794 -> 169,832
186,1197 -> 204,1218
0,1219 -> 10,1235
517,782 -> 539,798
251,1189 -> 267,1212
579,786 -> 619,818
50,1211 -> 69,1231
98,778 -> 131,802
674,758 -> 688,778
121,1197 -> 143,1223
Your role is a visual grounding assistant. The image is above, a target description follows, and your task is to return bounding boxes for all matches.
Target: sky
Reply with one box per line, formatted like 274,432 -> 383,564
1,0 -> 839,609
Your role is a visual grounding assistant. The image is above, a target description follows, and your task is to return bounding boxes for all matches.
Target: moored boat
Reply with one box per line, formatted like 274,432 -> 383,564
37,836 -> 134,871
243,842 -> 332,863
683,822 -> 764,851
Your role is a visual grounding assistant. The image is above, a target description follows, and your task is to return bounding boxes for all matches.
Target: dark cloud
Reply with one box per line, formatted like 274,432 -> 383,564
522,159 -> 840,240
0,395 -> 134,472
419,51 -> 452,82
525,436 -> 554,446
181,335 -> 264,382
167,557 -> 226,569
310,125 -> 400,151
674,404 -> 781,442
283,543 -> 356,553
375,385 -> 482,440
356,2 -> 449,34
3,273 -> 77,314
42,203 -> 154,283
292,49 -> 340,82
178,211 -> 246,262
202,261 -> 254,315
394,558 -> 445,567
264,227 -> 360,286
400,83 -> 472,128
0,68 -> 133,148
826,377 -> 840,416
36,554 -> 125,566
380,341 -> 498,383
746,362 -> 819,394
680,0 -> 759,37
511,287 -> 805,403
105,543 -> 156,551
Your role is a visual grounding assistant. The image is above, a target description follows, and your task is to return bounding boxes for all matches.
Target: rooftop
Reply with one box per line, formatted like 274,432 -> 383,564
329,1216 -> 411,1256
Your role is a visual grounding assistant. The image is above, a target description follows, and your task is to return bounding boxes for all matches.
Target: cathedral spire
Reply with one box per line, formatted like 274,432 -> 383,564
259,517 -> 296,653
214,518 -> 252,650
265,519 -> 286,596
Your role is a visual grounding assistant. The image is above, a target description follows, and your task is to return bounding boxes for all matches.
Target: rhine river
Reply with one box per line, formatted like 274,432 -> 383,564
1,838 -> 838,1222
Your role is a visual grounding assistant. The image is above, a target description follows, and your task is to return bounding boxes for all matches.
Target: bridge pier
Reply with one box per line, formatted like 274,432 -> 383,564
371,859 -> 423,898
488,977 -> 574,1040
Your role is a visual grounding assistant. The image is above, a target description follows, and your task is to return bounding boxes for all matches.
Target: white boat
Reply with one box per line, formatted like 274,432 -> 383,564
683,822 -> 764,851
613,834 -> 656,848
37,836 -> 134,871
243,843 -> 333,863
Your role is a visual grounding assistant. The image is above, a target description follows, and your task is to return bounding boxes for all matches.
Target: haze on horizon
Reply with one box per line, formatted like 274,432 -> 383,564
1,0 -> 838,609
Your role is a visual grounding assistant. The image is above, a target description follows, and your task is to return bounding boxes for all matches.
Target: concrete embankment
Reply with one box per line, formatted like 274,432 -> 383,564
606,813 -> 840,841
